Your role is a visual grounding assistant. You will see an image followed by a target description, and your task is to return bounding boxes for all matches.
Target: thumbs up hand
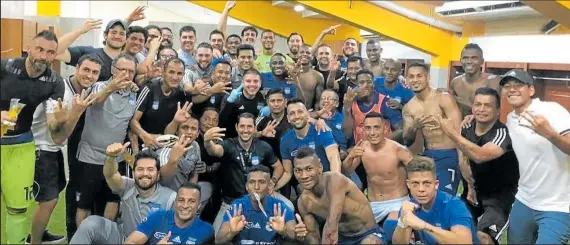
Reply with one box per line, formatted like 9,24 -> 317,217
294,213 -> 307,241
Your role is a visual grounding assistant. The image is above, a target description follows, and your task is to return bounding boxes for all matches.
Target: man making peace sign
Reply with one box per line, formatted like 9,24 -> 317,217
216,165 -> 297,244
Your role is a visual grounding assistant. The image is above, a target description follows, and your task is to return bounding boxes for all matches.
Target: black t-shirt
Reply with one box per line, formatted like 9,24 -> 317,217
462,121 -> 519,196
0,58 -> 65,136
219,138 -> 278,203
219,92 -> 266,138
67,46 -> 113,81
196,133 -> 221,183
191,92 -> 225,118
336,75 -> 358,112
136,79 -> 190,135
255,116 -> 292,159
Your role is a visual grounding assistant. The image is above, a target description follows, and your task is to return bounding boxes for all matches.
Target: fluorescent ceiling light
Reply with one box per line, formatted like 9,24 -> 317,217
435,1 -> 519,12
294,5 -> 305,12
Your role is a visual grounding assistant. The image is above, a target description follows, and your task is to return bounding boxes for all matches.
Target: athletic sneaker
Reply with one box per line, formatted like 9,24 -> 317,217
25,230 -> 66,244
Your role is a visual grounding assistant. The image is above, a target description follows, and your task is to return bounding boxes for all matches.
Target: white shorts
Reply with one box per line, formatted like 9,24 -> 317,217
370,196 -> 410,223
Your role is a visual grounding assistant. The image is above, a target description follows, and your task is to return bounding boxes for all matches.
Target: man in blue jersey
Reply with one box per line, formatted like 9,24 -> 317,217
315,89 -> 348,158
123,182 -> 215,244
389,156 -> 478,244
261,53 -> 303,100
374,59 -> 414,115
280,98 -> 341,174
216,165 -> 297,244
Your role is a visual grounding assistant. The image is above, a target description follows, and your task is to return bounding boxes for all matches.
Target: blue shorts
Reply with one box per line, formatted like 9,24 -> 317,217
423,149 -> 460,196
338,226 -> 386,244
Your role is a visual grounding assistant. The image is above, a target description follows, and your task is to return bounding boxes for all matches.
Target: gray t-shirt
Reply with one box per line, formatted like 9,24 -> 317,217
156,141 -> 201,191
115,177 -> 176,236
78,80 -> 137,165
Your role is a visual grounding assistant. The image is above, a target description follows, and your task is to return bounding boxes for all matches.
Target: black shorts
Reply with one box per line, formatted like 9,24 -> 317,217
465,189 -> 516,243
33,150 -> 67,202
77,162 -> 120,209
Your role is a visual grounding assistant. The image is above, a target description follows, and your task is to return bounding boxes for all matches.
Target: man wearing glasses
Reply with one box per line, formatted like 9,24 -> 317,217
75,54 -> 139,226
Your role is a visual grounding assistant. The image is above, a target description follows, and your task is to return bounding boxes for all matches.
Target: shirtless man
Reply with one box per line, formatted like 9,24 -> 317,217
294,147 -> 385,244
402,62 -> 465,196
294,45 -> 325,110
449,43 -> 501,117
343,112 -> 413,225
365,39 -> 384,77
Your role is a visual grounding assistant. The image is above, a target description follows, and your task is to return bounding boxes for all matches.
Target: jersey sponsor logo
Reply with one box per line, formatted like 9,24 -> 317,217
246,221 -> 262,229
152,101 -> 159,110
239,105 -> 246,110
291,150 -> 298,157
489,224 -> 497,232
445,184 -> 452,190
252,156 -> 260,165
173,236 -> 181,243
240,240 -> 255,244
336,124 -> 342,130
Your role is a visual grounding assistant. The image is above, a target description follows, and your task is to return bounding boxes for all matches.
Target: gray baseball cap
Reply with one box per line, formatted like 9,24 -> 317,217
499,69 -> 534,86
104,19 -> 128,33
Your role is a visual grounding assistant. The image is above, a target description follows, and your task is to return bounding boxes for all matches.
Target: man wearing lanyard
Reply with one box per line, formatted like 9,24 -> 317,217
203,112 -> 292,234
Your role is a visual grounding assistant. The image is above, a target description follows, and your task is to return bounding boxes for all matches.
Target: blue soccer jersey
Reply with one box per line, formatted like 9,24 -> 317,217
280,124 -> 337,171
136,209 -> 214,244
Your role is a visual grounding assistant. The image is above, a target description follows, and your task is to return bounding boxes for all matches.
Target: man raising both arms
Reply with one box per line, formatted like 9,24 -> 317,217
402,62 -> 465,195
294,147 -> 385,244
343,112 -> 413,226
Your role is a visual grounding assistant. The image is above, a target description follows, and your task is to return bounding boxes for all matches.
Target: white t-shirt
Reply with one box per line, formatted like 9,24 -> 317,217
31,77 -> 77,152
506,98 -> 570,213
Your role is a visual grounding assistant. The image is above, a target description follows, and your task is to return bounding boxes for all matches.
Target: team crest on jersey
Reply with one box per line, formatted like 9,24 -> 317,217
152,101 -> 159,110
210,96 -> 216,104
284,87 -> 291,94
129,93 -> 136,105
252,156 -> 260,165
291,150 -> 298,157
185,237 -> 196,244
149,203 -> 161,213
336,124 -> 342,130
309,142 -> 316,149
257,103 -> 264,110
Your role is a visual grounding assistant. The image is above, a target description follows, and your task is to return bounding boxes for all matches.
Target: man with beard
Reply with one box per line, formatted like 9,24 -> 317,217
255,30 -> 294,73
296,45 -> 325,110
130,58 -> 189,152
401,62 -> 465,196
220,69 -> 266,138
293,147 -> 386,244
226,34 -> 242,61
365,39 -> 384,77
333,38 -> 360,73
241,26 -> 258,47
261,53 -> 303,100
29,54 -> 102,244
255,89 -> 293,197
57,19 -> 125,81
160,27 -> 174,49
437,88 -> 519,244
343,113 -> 413,227
124,26 -> 162,86
124,182 -> 215,244
314,44 -> 343,104
327,56 -> 363,112
281,99 -> 342,174
216,165 -> 297,244
391,156 -> 477,244
287,32 -> 304,62
191,60 -> 233,116
0,30 -> 65,244
75,54 -> 139,225
449,44 -> 501,118
204,113 -> 291,233
178,25 -> 198,67
342,70 -> 402,145
231,44 -> 256,89
374,59 -> 413,110
70,146 -> 176,244
184,42 -> 215,86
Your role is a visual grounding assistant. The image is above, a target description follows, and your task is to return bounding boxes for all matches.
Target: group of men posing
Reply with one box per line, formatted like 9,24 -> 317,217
1,1 -> 569,244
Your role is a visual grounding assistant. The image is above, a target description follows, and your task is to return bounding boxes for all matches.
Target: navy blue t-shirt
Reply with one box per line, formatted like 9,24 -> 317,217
136,209 -> 214,244
374,77 -> 414,106
223,195 -> 294,245
280,124 -> 337,171
393,190 -> 479,245
260,72 -> 298,100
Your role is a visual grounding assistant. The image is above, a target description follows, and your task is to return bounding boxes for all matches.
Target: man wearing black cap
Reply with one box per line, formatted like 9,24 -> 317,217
500,69 -> 570,244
